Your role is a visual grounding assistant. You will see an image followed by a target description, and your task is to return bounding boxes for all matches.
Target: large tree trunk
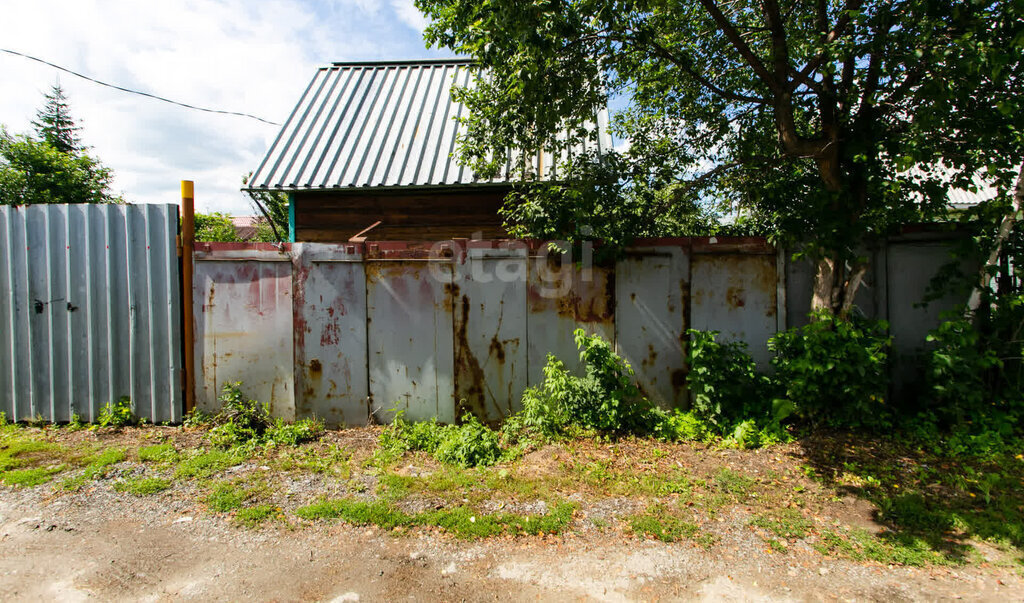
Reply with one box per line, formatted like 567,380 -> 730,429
966,162 -> 1024,316
811,253 -> 867,317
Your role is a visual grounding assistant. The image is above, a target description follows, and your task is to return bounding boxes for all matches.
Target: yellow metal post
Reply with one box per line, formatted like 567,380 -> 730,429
181,181 -> 196,415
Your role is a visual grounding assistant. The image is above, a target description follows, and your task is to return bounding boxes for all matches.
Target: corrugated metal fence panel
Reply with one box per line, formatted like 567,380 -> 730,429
193,250 -> 294,419
0,204 -> 181,423
366,260 -> 456,423
690,249 -> 779,369
526,258 -> 616,385
615,246 -> 689,409
453,246 -> 529,421
292,243 -> 369,427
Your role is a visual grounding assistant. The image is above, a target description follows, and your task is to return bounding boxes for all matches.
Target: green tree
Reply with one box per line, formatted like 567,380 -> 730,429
194,212 -> 242,242
416,0 -> 1023,313
31,84 -> 81,155
0,130 -> 114,205
1,86 -> 120,205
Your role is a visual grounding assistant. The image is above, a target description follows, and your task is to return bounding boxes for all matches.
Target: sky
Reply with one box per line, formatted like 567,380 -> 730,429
0,0 -> 455,214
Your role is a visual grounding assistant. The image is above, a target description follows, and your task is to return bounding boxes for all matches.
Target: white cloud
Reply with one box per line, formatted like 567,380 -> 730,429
391,0 -> 429,33
0,0 -> 450,214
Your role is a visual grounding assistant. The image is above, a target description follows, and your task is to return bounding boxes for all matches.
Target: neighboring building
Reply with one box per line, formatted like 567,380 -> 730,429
231,215 -> 260,240
244,59 -> 610,242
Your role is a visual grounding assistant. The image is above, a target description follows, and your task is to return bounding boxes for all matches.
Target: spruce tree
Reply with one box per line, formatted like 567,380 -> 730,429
31,84 -> 81,155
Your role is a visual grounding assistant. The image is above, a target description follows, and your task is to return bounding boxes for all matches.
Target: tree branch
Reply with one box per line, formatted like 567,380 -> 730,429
644,38 -> 768,105
697,0 -> 777,91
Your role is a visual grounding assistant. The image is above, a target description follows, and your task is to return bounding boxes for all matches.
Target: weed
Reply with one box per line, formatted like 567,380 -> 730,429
174,449 -> 242,479
814,527 -> 963,567
234,504 -> 277,528
206,382 -> 323,450
138,443 -> 178,463
204,482 -> 249,512
749,509 -> 814,541
629,506 -> 712,546
381,412 -> 503,468
1,466 -> 64,487
295,498 -> 576,539
713,468 -> 754,496
114,476 -> 170,496
96,397 -> 136,428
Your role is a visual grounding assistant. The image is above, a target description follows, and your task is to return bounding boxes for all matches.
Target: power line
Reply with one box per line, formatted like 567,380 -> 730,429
1,48 -> 280,126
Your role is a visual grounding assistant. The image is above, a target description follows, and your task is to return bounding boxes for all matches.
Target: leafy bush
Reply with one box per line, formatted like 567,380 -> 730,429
685,330 -> 773,426
769,311 -> 891,428
502,329 -> 658,444
381,412 -> 503,468
206,382 -> 323,450
96,397 -> 136,428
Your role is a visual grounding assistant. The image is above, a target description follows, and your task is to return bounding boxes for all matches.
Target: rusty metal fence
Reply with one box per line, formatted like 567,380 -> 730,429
192,233 -> 964,426
0,204 -> 182,423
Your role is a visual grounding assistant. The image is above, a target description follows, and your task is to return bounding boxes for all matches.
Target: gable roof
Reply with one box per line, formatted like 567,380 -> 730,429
245,59 -> 611,192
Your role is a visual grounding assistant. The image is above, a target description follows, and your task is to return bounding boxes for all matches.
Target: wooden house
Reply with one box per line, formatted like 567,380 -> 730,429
244,59 -> 610,241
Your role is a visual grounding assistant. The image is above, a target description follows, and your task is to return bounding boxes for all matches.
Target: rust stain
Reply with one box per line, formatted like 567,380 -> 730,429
726,286 -> 746,308
453,294 -> 487,421
642,343 -> 657,368
309,359 -> 322,373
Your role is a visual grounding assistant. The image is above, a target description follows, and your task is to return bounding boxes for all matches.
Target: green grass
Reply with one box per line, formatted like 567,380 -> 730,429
295,498 -> 577,539
174,450 -> 242,479
204,482 -> 249,512
749,508 -> 815,540
713,467 -> 754,496
59,448 -> 127,491
114,476 -> 171,496
138,443 -> 178,463
629,506 -> 714,546
234,504 -> 277,528
814,527 -> 966,567
1,466 -> 64,487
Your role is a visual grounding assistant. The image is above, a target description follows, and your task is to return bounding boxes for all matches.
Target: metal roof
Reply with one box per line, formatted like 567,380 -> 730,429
245,60 -> 611,192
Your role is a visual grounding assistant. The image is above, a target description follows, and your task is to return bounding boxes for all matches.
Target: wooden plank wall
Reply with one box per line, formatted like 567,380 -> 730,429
293,188 -> 511,241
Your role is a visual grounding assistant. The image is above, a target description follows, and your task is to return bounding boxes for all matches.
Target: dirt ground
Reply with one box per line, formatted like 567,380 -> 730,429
0,426 -> 1021,601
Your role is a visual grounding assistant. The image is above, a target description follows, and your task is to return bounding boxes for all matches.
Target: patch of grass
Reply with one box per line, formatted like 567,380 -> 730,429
294,498 -> 576,539
234,504 -> 277,528
114,476 -> 170,496
713,467 -> 754,496
138,443 -> 178,463
60,447 -> 128,490
0,438 -> 61,471
814,527 -> 965,567
174,449 -> 242,479
296,498 -> 412,528
629,506 -> 713,546
749,509 -> 815,544
1,465 -> 64,487
204,482 -> 249,512
276,445 -> 350,477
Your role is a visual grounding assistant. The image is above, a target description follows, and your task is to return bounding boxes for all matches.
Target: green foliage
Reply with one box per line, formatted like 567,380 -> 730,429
295,498 -> 576,539
138,443 -> 178,463
243,171 -> 289,242
96,397 -> 136,428
503,329 -> 658,444
31,85 -> 81,155
194,212 -> 241,242
381,412 -> 503,468
685,330 -> 773,426
1,466 -> 64,487
629,507 -> 710,545
114,476 -> 170,496
417,0 -> 1024,262
0,130 -> 116,205
234,504 -> 277,528
769,311 -> 891,428
173,449 -> 242,479
923,297 -> 1024,430
206,382 -> 323,450
204,482 -> 249,512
